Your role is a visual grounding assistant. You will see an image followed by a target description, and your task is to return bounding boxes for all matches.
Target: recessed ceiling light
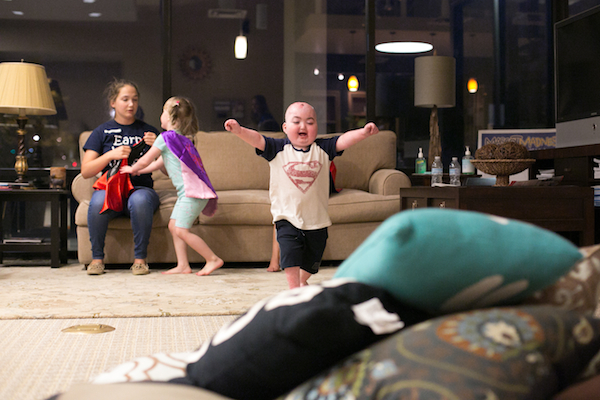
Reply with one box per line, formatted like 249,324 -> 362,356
89,12 -> 102,17
83,0 -> 96,3
12,10 -> 24,16
375,42 -> 433,54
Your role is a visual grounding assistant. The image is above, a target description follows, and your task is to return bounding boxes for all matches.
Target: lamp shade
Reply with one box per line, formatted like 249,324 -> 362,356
0,62 -> 56,116
414,55 -> 456,108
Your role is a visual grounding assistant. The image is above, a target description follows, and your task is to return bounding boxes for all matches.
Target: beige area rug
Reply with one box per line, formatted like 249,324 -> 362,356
0,315 -> 237,400
0,263 -> 338,319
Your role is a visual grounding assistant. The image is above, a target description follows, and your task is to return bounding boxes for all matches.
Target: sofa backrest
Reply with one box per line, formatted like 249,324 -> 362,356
323,130 -> 397,191
193,131 -> 285,191
78,129 -> 398,192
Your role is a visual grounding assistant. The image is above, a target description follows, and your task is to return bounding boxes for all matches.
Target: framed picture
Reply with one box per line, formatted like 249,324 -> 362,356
478,128 -> 556,151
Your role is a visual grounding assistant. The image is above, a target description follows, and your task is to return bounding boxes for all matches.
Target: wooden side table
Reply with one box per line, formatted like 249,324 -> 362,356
399,186 -> 595,246
0,189 -> 69,268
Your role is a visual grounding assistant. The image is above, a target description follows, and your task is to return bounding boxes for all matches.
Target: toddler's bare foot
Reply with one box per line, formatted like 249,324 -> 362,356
162,265 -> 192,274
196,257 -> 224,276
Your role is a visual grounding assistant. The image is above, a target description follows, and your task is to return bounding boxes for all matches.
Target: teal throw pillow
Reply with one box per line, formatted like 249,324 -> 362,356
334,209 -> 583,314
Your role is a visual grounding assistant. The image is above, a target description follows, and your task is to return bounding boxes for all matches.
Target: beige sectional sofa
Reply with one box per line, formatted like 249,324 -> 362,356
71,129 -> 411,265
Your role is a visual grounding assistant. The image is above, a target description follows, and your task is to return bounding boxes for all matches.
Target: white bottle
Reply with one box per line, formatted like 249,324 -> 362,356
415,148 -> 426,174
431,156 -> 443,186
449,157 -> 461,186
462,146 -> 475,175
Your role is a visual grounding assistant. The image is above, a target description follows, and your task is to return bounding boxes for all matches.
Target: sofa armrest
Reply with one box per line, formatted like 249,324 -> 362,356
368,169 -> 411,195
71,173 -> 96,203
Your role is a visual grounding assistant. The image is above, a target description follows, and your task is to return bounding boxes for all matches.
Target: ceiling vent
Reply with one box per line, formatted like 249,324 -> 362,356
207,9 -> 247,19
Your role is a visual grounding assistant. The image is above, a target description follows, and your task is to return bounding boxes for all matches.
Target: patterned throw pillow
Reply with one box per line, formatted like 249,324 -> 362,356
282,305 -> 600,400
173,279 -> 430,400
334,209 -> 584,314
524,244 -> 600,315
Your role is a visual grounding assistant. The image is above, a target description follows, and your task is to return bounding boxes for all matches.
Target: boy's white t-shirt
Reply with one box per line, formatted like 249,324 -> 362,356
258,136 -> 341,230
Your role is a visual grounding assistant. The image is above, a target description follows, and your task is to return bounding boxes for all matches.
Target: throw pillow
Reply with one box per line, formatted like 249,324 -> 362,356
524,244 -> 600,314
283,305 -> 600,400
334,208 -> 583,314
174,279 -> 431,400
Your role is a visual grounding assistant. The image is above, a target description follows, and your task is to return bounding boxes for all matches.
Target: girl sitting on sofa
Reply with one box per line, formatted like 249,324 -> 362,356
120,96 -> 224,276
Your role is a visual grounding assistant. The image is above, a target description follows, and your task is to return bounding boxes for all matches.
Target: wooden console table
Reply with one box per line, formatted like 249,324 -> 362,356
0,189 -> 69,268
399,186 -> 594,246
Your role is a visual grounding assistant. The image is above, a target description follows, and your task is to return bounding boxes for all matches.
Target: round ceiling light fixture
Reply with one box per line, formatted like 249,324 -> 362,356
375,41 -> 433,54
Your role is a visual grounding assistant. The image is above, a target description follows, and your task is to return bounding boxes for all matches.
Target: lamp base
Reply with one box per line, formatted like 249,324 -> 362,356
428,105 -> 442,169
14,116 -> 29,183
14,155 -> 28,183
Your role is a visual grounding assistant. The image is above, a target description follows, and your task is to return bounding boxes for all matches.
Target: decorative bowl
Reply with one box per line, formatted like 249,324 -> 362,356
470,159 -> 535,186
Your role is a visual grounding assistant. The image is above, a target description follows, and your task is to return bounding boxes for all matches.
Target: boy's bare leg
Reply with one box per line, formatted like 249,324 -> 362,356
267,225 -> 281,272
285,266 -> 301,289
300,269 -> 312,286
163,220 -> 193,274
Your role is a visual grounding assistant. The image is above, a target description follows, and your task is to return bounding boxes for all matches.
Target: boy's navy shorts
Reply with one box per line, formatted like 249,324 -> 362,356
275,220 -> 328,275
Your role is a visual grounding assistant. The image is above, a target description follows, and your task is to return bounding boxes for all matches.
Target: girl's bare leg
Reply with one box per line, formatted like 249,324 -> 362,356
163,219 -> 192,274
175,226 -> 223,276
267,225 -> 281,272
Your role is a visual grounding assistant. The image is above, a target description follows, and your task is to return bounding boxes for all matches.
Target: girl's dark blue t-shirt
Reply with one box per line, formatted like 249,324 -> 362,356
84,119 -> 160,188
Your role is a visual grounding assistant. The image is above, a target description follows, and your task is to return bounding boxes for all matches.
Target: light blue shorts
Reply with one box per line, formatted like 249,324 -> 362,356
171,197 -> 208,229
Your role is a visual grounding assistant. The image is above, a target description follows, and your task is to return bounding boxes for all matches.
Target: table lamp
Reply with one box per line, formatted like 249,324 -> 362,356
0,61 -> 57,183
414,55 -> 455,168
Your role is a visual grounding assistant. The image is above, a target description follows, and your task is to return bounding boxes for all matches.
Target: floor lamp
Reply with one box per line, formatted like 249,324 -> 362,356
414,55 -> 456,169
0,61 -> 57,183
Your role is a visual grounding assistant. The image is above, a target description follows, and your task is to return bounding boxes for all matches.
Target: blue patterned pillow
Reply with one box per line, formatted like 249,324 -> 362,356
334,209 -> 583,314
283,305 -> 600,400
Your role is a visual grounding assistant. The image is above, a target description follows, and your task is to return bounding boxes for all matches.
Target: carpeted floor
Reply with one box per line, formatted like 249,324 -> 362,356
0,262 -> 338,319
0,260 -> 339,400
0,315 -> 237,400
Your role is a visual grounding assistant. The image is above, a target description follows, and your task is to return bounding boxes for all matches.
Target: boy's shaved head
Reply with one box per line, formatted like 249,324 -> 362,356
285,102 -> 315,122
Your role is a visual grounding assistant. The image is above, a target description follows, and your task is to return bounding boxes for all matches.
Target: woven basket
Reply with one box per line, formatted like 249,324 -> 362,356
470,159 -> 535,186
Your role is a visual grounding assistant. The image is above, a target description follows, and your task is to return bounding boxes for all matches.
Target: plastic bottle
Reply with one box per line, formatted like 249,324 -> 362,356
462,146 -> 475,175
431,156 -> 443,186
415,147 -> 426,174
449,157 -> 461,186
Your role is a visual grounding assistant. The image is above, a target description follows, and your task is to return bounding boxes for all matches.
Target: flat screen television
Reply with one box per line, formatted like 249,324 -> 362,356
555,4 -> 600,148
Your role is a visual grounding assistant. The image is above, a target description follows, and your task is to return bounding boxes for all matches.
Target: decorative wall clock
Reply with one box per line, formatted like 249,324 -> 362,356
179,47 -> 212,80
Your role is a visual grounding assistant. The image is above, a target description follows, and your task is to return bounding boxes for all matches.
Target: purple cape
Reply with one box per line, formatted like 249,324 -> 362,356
162,131 -> 218,217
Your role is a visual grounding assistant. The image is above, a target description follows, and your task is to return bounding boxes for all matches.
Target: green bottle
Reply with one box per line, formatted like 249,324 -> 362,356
415,147 -> 426,174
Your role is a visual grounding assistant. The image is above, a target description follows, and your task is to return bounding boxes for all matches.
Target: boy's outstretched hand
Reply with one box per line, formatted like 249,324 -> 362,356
363,122 -> 379,136
224,119 -> 240,134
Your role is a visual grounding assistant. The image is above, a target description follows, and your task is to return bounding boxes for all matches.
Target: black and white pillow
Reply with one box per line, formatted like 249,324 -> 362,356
172,278 -> 430,400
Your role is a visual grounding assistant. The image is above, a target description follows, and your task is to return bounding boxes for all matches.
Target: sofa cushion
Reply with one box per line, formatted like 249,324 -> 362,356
334,208 -> 584,315
176,279 -> 430,400
198,190 -> 272,225
283,305 -> 600,400
328,189 -> 400,224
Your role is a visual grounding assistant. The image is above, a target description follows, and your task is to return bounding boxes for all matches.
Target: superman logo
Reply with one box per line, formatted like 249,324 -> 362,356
283,161 -> 322,193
